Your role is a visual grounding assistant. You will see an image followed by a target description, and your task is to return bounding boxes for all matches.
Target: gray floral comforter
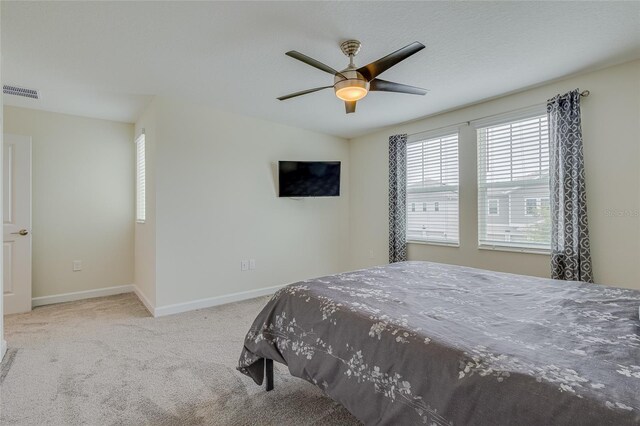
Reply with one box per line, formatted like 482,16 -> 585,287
238,261 -> 640,425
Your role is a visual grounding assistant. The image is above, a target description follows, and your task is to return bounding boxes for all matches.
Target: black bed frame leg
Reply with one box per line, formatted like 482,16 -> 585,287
265,358 -> 274,391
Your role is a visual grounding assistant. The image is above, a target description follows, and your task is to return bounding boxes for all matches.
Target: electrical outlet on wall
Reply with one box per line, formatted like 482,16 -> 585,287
368,249 -> 375,259
73,260 -> 82,272
241,260 -> 249,271
249,259 -> 256,270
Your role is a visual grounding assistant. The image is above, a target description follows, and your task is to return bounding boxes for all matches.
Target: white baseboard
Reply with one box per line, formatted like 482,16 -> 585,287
27,283 -> 280,318
1,339 -> 6,361
31,284 -> 135,308
154,284 -> 284,317
133,285 -> 156,317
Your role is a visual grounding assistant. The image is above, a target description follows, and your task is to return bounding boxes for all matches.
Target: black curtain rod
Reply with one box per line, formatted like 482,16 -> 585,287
407,90 -> 590,137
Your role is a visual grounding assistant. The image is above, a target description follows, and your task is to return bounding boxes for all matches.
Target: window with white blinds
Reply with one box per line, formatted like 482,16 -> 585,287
406,132 -> 459,245
477,113 -> 550,251
135,134 -> 146,223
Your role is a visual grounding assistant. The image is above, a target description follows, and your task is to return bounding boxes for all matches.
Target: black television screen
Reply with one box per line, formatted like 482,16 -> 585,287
278,161 -> 341,197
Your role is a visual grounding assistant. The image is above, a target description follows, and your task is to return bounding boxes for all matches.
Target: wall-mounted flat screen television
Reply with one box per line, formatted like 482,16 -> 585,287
278,161 -> 341,197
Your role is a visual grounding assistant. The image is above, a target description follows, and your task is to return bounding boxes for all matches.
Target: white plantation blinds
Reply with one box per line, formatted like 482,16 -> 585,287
136,134 -> 146,223
406,132 -> 459,244
477,113 -> 550,251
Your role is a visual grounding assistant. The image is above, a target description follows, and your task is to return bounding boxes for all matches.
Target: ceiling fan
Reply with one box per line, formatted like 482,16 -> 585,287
277,40 -> 428,114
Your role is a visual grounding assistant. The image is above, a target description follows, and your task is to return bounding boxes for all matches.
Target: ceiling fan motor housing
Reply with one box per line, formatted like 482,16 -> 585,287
334,40 -> 369,100
334,69 -> 369,101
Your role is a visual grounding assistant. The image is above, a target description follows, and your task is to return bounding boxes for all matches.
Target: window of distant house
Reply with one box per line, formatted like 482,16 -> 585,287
406,130 -> 459,245
488,199 -> 499,216
136,134 -> 146,223
525,198 -> 538,216
476,112 -> 550,252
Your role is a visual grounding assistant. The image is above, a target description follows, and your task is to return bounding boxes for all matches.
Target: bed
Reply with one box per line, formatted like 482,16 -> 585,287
237,261 -> 640,425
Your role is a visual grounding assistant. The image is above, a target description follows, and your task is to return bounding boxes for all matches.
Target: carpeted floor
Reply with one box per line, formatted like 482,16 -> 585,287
0,293 -> 360,425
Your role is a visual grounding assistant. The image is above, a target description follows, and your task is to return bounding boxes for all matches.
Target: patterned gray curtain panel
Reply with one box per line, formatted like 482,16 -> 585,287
389,134 -> 408,263
547,89 -> 593,282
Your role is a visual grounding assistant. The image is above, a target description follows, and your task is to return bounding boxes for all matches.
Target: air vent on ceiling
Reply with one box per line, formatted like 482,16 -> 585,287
3,85 -> 39,99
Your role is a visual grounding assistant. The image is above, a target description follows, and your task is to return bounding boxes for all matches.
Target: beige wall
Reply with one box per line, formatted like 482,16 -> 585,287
4,107 -> 135,297
349,60 -> 640,290
137,97 -> 350,309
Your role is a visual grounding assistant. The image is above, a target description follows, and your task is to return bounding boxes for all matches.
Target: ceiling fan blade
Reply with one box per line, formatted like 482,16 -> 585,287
285,51 -> 347,80
277,86 -> 333,101
345,101 -> 356,114
356,42 -> 425,81
369,79 -> 428,95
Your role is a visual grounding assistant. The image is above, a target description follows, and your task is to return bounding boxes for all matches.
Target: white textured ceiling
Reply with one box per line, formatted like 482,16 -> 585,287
2,1 -> 639,138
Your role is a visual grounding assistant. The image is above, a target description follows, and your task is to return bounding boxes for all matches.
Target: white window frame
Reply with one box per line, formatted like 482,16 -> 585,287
473,107 -> 551,254
135,133 -> 146,224
405,127 -> 460,246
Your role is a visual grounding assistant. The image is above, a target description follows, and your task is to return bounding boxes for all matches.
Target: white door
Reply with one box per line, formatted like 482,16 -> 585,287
3,134 -> 32,315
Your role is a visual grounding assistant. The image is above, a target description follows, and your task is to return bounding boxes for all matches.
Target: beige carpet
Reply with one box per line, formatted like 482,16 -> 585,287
0,293 -> 360,425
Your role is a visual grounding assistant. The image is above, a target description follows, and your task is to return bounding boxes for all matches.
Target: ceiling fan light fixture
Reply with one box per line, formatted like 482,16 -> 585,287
334,79 -> 369,101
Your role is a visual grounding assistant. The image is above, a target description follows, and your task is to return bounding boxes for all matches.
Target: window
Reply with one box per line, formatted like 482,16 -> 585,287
406,131 -> 459,245
477,113 -> 550,251
525,198 -> 538,216
488,199 -> 499,216
136,134 -> 146,223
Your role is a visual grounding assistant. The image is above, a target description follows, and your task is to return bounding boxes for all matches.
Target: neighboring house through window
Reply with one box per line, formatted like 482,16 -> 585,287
476,111 -> 551,251
406,130 -> 459,245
